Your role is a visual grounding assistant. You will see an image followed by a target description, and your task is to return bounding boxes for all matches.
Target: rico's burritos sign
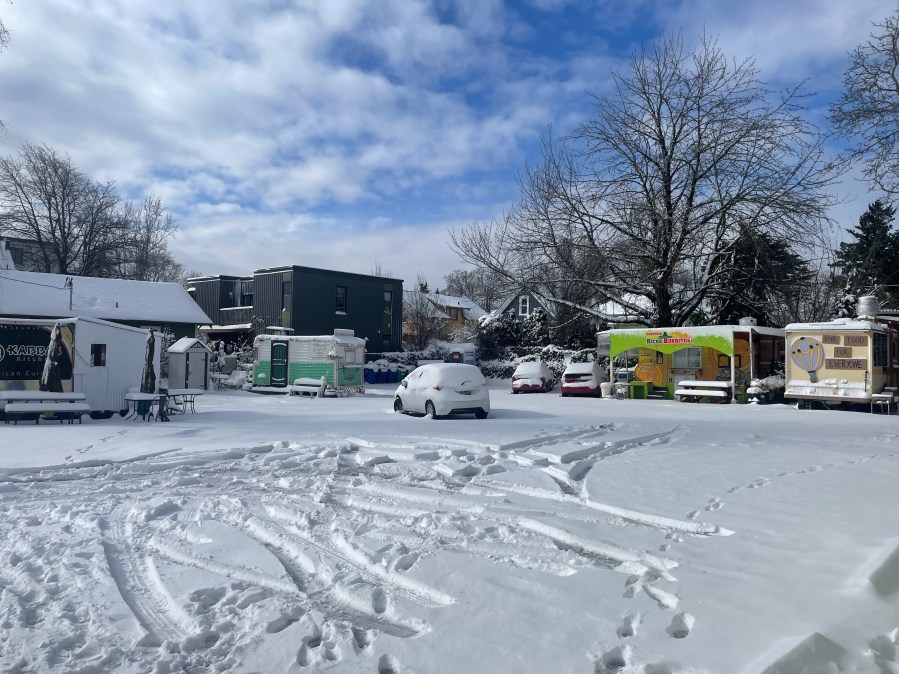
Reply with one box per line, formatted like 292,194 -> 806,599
0,324 -> 74,381
645,330 -> 692,346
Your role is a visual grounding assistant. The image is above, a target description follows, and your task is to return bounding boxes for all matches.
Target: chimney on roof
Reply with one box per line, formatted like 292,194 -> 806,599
857,295 -> 880,320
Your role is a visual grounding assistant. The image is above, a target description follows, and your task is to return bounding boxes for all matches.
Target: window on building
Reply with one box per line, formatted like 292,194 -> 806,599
874,332 -> 888,367
383,291 -> 392,334
336,286 -> 347,314
240,280 -> 254,306
281,281 -> 292,311
9,246 -> 24,266
90,344 -> 107,367
519,296 -> 529,316
672,347 -> 702,369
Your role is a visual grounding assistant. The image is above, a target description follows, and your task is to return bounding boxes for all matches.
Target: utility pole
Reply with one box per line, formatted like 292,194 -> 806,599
65,277 -> 73,310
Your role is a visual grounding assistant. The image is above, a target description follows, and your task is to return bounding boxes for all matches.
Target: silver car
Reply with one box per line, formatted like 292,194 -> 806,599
394,363 -> 490,419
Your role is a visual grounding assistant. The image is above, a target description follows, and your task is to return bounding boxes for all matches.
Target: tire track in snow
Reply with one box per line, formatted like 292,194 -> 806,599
100,511 -> 193,646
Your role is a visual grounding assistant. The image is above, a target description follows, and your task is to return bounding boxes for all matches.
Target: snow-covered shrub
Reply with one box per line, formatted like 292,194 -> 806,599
747,375 -> 786,404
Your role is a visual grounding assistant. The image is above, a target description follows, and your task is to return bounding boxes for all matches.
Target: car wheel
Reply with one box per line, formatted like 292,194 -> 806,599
512,389 -> 519,394
474,409 -> 488,419
393,397 -> 404,414
425,401 -> 440,419
560,392 -> 568,397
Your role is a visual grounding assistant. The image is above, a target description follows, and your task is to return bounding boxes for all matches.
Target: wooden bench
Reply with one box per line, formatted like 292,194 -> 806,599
675,380 -> 732,404
290,377 -> 327,398
4,402 -> 91,424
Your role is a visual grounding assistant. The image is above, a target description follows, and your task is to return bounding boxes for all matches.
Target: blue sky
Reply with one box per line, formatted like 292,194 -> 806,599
0,0 -> 890,288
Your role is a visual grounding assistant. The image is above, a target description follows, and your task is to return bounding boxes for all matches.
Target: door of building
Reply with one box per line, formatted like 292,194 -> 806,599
271,342 -> 288,387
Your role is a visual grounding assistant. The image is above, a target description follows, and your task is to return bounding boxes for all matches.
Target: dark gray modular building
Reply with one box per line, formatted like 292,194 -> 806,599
188,265 -> 403,352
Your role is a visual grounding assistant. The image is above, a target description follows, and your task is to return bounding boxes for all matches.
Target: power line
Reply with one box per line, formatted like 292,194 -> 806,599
0,271 -> 69,290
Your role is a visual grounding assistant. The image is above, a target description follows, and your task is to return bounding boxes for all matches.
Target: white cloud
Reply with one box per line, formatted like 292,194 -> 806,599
0,0 -> 891,295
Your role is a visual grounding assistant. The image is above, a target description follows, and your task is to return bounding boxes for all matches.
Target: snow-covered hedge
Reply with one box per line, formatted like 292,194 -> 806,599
479,345 -> 604,380
747,375 -> 786,403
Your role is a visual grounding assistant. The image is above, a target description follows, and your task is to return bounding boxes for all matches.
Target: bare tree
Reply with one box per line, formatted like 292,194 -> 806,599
442,268 -> 506,312
0,143 -> 121,275
369,260 -> 394,278
0,10 -> 9,135
453,33 -> 838,328
830,9 -> 899,197
403,275 -> 445,350
117,195 -> 182,282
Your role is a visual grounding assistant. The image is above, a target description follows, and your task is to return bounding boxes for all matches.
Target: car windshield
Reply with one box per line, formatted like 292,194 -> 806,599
565,363 -> 595,374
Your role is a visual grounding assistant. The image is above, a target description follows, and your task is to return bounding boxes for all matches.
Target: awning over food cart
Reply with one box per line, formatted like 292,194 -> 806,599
609,326 -> 737,357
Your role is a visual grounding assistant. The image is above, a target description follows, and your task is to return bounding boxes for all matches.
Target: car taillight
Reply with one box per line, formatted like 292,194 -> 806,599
512,376 -> 520,381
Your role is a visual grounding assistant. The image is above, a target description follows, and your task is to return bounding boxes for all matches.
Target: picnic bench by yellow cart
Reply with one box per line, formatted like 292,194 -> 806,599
674,380 -> 733,403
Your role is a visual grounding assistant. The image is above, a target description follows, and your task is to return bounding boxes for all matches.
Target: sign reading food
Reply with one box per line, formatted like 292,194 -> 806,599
844,335 -> 868,346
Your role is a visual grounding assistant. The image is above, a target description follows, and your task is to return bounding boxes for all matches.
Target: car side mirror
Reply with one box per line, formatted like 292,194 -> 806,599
401,380 -> 408,388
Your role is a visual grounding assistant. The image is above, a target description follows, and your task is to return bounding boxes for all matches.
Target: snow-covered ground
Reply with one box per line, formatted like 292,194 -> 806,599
1,383 -> 898,674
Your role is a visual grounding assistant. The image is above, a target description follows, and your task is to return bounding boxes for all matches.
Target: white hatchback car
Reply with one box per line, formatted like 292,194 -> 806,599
394,363 -> 490,419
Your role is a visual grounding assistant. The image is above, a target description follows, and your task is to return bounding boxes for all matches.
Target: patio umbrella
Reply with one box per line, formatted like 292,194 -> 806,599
39,323 -> 64,393
141,329 -> 157,394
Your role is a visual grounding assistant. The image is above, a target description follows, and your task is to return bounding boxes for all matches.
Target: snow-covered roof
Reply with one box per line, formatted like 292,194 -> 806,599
0,270 -> 211,324
786,317 -> 885,333
254,333 -> 366,346
427,293 -> 487,320
198,323 -> 253,333
404,291 -> 487,320
168,337 -> 212,354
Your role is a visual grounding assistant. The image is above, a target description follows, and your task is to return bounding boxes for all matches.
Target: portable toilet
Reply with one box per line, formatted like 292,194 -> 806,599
167,337 -> 213,390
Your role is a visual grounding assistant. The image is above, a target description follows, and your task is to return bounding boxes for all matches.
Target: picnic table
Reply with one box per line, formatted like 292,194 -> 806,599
0,391 -> 90,425
165,388 -> 204,414
674,380 -> 732,404
124,391 -> 168,421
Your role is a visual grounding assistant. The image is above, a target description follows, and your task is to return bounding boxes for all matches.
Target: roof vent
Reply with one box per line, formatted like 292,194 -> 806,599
738,316 -> 757,326
857,295 -> 880,320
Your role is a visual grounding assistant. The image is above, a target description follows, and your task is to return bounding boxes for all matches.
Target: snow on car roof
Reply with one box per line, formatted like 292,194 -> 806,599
514,361 -> 548,374
564,361 -> 597,373
416,363 -> 484,382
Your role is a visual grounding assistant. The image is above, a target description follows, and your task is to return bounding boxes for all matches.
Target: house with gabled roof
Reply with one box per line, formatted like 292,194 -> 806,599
402,291 -> 487,342
0,269 -> 211,338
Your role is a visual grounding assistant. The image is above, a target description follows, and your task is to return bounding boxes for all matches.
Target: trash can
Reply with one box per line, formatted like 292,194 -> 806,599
386,363 -> 398,384
364,362 -> 376,384
600,382 -> 613,398
629,381 -> 648,399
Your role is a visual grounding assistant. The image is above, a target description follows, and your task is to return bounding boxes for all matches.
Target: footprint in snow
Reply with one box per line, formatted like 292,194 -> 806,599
378,653 -> 402,674
704,498 -> 723,511
596,644 -> 633,673
372,587 -> 389,614
617,612 -> 641,639
666,611 -> 694,639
